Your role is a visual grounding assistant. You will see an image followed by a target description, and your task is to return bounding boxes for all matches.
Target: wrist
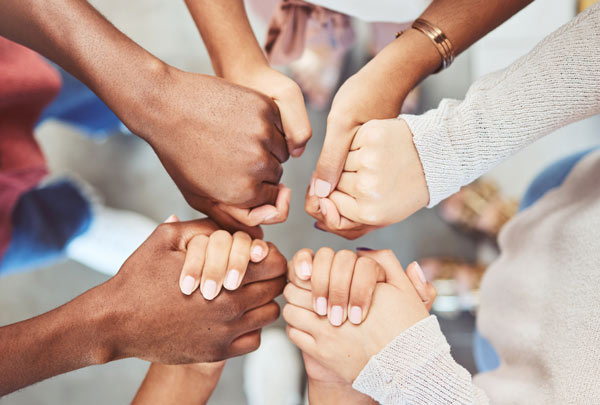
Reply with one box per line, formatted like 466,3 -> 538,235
308,378 -> 375,404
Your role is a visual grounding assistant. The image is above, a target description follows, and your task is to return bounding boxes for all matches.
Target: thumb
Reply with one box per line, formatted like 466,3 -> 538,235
313,121 -> 358,197
356,249 -> 407,288
273,90 -> 312,157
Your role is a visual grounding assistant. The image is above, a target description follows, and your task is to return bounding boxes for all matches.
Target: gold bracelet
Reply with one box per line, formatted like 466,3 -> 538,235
396,18 -> 455,73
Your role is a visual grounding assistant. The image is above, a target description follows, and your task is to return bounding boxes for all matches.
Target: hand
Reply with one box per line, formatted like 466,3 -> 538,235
321,119 -> 429,228
305,30 -> 439,238
176,219 -> 270,299
288,248 -> 386,326
283,250 -> 436,383
101,218 -> 287,364
231,65 -> 312,157
126,66 -> 290,227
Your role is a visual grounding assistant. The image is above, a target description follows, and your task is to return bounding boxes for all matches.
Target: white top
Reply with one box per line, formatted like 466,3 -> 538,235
352,4 -> 600,403
307,0 -> 431,23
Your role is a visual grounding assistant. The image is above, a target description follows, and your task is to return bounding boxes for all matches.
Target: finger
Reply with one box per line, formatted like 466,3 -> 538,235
292,248 -> 315,281
269,124 -> 290,163
223,231 -> 252,291
311,247 -> 335,316
283,282 -> 313,310
319,198 -> 361,232
227,330 -> 262,358
262,154 -> 285,184
237,301 -> 281,336
327,250 -> 357,326
193,200 -> 263,239
261,184 -> 290,225
337,172 -> 360,197
201,230 -> 233,300
179,234 -> 209,295
314,221 -> 379,240
252,182 -> 280,207
160,217 -> 219,251
273,88 -> 312,156
328,191 -> 362,223
243,243 -> 287,285
216,185 -> 290,227
164,214 -> 179,223
350,120 -> 377,150
286,326 -> 317,356
313,121 -> 359,197
355,249 -> 407,288
305,175 -> 325,222
250,239 -> 269,262
282,303 -> 320,335
406,261 -> 437,311
230,276 -> 286,313
347,256 -> 382,324
343,150 -> 363,172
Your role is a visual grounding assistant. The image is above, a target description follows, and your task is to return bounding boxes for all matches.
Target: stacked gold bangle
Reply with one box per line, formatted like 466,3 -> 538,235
396,18 -> 455,72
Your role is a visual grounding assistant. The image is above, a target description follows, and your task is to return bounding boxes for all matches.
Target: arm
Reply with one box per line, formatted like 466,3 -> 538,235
133,362 -> 225,405
307,0 -> 534,238
185,0 -> 312,156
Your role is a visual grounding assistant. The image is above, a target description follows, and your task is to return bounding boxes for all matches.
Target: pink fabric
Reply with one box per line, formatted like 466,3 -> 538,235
0,37 -> 61,258
264,0 -> 354,65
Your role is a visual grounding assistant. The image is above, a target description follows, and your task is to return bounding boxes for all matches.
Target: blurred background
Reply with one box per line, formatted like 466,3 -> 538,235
1,0 -> 599,403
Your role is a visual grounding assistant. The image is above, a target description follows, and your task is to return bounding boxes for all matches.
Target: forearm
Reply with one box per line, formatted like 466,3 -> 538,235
0,286 -> 117,396
402,4 -> 600,206
308,379 -> 376,405
185,0 -> 267,81
0,0 -> 168,137
133,363 -> 224,405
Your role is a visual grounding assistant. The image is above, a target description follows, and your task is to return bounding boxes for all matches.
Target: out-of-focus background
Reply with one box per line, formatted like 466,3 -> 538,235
1,0 -> 599,403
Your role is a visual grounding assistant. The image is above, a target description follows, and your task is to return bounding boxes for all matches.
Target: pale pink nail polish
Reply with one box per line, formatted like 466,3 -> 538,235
180,275 -> 195,295
202,280 -> 217,300
224,270 -> 240,290
330,305 -> 343,326
315,179 -> 331,197
309,179 -> 315,196
316,297 -> 327,316
298,261 -> 311,279
164,214 -> 178,223
349,306 -> 362,324
251,246 -> 263,261
414,261 -> 427,283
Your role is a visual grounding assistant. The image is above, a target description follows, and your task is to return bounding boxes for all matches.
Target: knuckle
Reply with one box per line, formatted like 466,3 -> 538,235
155,222 -> 179,241
357,204 -> 382,224
329,285 -> 349,301
316,247 -> 335,258
336,249 -> 357,263
211,229 -> 233,244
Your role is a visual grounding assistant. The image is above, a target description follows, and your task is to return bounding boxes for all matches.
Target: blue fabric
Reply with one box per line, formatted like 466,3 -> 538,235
39,67 -> 121,139
0,180 -> 92,276
474,147 -> 598,373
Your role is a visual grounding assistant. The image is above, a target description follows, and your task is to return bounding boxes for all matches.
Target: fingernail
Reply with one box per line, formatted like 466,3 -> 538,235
319,199 -> 327,216
201,279 -> 217,300
315,297 -> 327,316
292,146 -> 306,157
315,179 -> 331,197
356,247 -> 373,251
313,222 -> 325,232
298,261 -> 311,279
224,269 -> 240,290
164,214 -> 178,223
413,261 -> 427,283
330,305 -> 343,326
349,306 -> 362,324
251,246 -> 263,261
180,275 -> 195,295
309,179 -> 315,196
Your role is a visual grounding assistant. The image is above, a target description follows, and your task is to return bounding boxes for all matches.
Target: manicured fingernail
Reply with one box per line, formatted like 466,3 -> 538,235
413,261 -> 427,283
201,279 -> 217,300
251,246 -> 263,261
356,247 -> 373,251
313,222 -> 325,232
330,305 -> 343,326
292,146 -> 306,157
224,269 -> 240,290
349,306 -> 362,324
315,179 -> 331,197
315,297 -> 327,316
309,179 -> 315,196
164,214 -> 178,223
319,199 -> 327,216
298,261 -> 311,279
180,275 -> 195,295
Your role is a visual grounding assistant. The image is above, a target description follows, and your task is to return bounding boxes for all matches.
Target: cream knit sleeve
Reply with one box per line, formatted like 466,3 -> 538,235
399,4 -> 600,207
352,315 -> 489,404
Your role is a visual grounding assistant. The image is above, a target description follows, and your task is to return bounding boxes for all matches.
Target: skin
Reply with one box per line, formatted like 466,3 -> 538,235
284,250 -> 437,384
0,0 -> 293,237
185,0 -> 312,157
306,0 -> 534,239
0,219 -> 287,397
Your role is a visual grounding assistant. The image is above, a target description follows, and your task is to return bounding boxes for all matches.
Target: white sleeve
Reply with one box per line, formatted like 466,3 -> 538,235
352,315 -> 489,405
399,4 -> 600,207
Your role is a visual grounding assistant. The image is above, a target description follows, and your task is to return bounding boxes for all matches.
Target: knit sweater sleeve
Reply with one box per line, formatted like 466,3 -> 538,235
352,315 -> 489,404
399,4 -> 600,207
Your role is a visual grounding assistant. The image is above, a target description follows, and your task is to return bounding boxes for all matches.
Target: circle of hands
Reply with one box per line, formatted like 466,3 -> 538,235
124,64 -> 436,390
